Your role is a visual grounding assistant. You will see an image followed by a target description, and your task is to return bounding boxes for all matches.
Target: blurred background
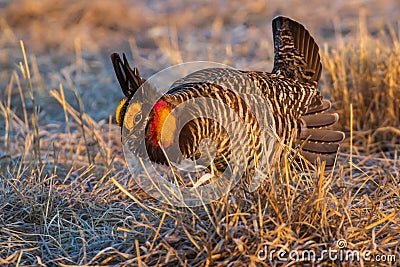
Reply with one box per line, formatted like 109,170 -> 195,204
1,0 -> 399,123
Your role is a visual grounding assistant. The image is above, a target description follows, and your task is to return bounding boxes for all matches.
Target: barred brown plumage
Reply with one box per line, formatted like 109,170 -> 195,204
112,16 -> 345,176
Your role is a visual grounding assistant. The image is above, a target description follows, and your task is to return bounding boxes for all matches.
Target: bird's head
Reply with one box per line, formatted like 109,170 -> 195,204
115,100 -> 143,135
112,53 -> 177,148
112,53 -> 146,132
116,98 -> 176,148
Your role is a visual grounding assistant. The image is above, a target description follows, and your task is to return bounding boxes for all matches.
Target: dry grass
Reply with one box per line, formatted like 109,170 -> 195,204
1,0 -> 400,266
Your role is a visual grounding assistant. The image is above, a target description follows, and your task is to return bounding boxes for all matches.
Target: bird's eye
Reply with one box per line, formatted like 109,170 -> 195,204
134,112 -> 142,124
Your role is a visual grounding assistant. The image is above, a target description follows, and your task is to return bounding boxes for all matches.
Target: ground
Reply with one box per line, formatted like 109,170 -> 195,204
0,0 -> 399,266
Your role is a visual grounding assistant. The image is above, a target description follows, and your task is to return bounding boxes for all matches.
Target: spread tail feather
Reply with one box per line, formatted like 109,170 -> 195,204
297,99 -> 345,166
296,128 -> 344,166
272,16 -> 322,86
301,113 -> 339,128
305,99 -> 331,115
299,129 -> 345,143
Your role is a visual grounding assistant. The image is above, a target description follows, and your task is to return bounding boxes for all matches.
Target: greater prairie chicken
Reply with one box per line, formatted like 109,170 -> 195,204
112,16 -> 344,178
